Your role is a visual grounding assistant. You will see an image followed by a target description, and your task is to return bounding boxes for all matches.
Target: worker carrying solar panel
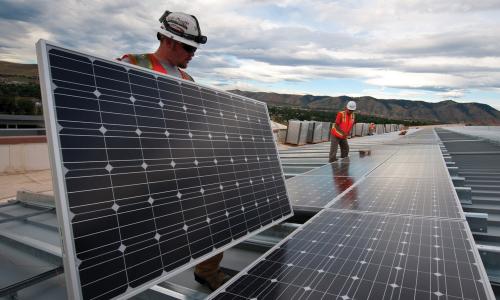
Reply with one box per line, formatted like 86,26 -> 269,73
329,101 -> 356,162
118,10 -> 229,291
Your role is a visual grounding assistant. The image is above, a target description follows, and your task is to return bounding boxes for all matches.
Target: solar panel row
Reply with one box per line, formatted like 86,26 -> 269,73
212,210 -> 489,300
210,129 -> 494,299
286,149 -> 395,210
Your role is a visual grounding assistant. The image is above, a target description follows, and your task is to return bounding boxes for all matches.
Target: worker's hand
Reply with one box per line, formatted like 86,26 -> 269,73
334,124 -> 346,137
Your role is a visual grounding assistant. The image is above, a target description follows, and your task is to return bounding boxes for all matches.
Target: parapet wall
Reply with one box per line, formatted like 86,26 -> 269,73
0,136 -> 50,173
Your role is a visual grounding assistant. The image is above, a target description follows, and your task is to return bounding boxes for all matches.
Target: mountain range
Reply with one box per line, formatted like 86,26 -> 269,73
1,60 -> 499,124
231,90 -> 500,125
0,60 -> 38,84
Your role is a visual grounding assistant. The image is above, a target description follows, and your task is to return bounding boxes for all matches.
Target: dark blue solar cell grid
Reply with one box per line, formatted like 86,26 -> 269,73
42,45 -> 292,300
286,175 -> 356,209
330,177 -> 462,219
211,210 -> 490,300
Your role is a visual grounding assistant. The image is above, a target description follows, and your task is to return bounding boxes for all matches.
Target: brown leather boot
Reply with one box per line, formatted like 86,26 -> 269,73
194,253 -> 229,291
194,269 -> 230,291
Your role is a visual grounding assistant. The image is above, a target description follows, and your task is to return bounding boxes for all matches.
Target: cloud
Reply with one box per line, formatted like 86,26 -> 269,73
0,0 -> 499,105
438,89 -> 466,99
0,19 -> 53,62
0,0 -> 41,21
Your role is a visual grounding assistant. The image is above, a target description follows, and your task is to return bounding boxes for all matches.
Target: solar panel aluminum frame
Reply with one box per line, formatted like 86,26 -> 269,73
37,40 -> 82,299
36,39 -> 293,300
435,136 -> 467,221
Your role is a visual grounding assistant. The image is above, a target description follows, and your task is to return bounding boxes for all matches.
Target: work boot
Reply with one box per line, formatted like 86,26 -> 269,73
194,269 -> 230,291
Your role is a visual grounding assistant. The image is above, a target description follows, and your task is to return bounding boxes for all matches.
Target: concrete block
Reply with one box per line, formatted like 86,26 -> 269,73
16,190 -> 55,204
0,143 -> 50,174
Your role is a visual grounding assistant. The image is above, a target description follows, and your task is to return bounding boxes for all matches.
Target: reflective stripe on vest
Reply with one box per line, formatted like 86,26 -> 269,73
331,111 -> 355,139
121,54 -> 193,81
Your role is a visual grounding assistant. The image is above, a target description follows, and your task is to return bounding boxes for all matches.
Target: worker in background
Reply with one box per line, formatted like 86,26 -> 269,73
119,10 -> 228,291
368,122 -> 376,135
329,101 -> 356,162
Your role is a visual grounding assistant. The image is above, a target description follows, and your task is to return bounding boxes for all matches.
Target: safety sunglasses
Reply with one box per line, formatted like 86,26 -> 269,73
180,42 -> 197,54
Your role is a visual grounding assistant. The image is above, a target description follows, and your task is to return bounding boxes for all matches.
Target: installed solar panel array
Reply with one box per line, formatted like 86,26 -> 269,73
211,129 -> 494,299
287,152 -> 394,210
36,41 -> 292,299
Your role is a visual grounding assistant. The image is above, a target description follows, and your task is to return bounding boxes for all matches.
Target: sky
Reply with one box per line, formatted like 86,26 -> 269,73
1,0 -> 500,110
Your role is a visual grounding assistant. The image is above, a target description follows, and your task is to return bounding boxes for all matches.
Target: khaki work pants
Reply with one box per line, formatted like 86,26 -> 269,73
329,136 -> 349,162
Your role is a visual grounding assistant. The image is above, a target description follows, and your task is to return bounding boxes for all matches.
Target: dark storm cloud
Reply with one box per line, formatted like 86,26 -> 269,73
0,1 -> 41,21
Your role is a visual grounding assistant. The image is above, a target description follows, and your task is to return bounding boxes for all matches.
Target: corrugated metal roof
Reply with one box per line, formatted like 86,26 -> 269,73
436,127 -> 500,289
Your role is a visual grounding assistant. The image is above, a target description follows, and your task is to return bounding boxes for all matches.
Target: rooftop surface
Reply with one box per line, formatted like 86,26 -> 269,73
1,127 -> 499,299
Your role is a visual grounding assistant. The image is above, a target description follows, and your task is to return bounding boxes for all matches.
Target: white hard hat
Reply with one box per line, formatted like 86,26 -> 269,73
157,11 -> 207,48
347,101 -> 357,111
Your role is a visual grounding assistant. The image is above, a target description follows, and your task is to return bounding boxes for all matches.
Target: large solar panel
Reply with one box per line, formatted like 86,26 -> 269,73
330,177 -> 463,219
210,210 -> 493,300
36,40 -> 292,299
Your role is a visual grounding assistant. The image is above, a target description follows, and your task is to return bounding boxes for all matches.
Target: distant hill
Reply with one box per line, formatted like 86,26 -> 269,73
232,90 -> 500,125
1,61 -> 498,124
0,61 -> 38,84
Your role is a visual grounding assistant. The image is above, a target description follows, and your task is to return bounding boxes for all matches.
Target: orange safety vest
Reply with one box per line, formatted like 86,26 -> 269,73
331,110 -> 355,139
120,53 -> 193,81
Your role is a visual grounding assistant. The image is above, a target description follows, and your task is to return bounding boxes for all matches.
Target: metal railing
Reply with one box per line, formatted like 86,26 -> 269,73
0,128 -> 46,136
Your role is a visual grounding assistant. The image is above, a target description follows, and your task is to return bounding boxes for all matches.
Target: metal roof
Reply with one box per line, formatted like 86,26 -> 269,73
435,126 -> 500,291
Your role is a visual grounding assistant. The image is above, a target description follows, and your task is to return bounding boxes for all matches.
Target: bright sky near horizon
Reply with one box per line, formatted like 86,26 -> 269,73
1,0 -> 500,109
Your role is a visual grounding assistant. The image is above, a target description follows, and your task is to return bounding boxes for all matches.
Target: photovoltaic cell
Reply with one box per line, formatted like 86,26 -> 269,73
210,210 -> 492,300
286,175 -> 356,209
368,162 -> 449,179
387,130 -> 440,145
330,177 -> 463,219
386,149 -> 444,163
37,41 -> 292,299
286,154 -> 389,210
301,160 -> 380,178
